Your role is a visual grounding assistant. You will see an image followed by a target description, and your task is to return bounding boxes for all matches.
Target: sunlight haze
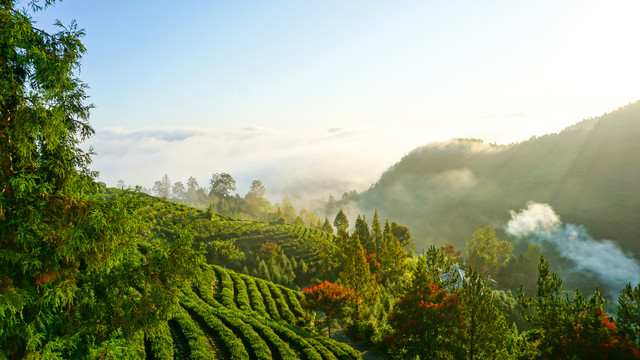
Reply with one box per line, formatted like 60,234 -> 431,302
31,0 -> 640,197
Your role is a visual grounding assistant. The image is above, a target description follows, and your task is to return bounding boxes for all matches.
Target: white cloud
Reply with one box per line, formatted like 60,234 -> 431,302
84,125 -> 424,201
506,202 -> 640,296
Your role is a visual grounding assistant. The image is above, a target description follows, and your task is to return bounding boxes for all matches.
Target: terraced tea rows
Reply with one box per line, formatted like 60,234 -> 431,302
144,198 -> 335,268
143,265 -> 361,360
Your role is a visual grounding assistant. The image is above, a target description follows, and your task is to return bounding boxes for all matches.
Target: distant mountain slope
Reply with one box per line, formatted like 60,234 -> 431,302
352,101 -> 640,256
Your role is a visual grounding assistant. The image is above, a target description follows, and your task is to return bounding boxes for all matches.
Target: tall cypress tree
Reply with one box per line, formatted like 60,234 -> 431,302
370,209 -> 382,253
340,233 -> 378,319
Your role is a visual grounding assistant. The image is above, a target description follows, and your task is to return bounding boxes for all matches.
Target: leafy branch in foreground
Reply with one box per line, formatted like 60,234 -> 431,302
0,2 -> 202,357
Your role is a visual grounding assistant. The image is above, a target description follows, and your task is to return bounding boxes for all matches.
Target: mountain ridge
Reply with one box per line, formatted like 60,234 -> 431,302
347,101 -> 640,257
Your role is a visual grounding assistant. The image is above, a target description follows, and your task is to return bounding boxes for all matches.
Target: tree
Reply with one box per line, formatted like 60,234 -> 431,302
496,243 -> 542,295
387,282 -> 462,359
0,3 -> 201,356
467,226 -> 513,277
379,220 -> 408,285
318,235 -> 336,278
333,208 -> 349,238
457,268 -> 512,360
245,180 -> 271,219
280,197 -> 296,222
616,281 -> 640,345
370,210 -> 382,252
209,172 -> 236,198
518,257 -> 640,359
258,241 -> 282,262
354,215 -> 373,252
302,281 -> 358,338
153,174 -> 171,198
390,221 -> 412,247
339,233 -> 378,319
171,181 -> 186,201
440,243 -> 463,265
321,216 -> 334,234
185,176 -> 200,205
246,179 -> 265,199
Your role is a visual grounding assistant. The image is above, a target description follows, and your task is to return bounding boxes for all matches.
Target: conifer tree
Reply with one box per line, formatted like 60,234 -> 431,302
340,233 -> 378,319
321,216 -> 334,234
458,268 -> 511,359
333,208 -> 349,238
385,223 -> 408,284
355,214 -> 373,252
616,281 -> 640,345
0,2 -> 201,356
318,235 -> 335,278
519,257 -> 640,359
370,209 -> 382,253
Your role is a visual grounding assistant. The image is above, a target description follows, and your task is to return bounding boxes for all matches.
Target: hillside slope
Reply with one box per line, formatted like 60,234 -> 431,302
352,101 -> 640,256
144,264 -> 362,360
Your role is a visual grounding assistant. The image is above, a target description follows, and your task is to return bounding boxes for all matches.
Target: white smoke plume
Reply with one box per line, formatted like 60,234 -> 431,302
506,202 -> 640,293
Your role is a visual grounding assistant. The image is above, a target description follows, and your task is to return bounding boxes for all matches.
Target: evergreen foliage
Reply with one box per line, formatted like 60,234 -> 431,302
339,233 -> 379,320
0,2 -> 201,356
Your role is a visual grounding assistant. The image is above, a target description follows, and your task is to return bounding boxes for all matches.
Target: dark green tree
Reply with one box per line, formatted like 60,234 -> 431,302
457,268 -> 512,360
379,220 -> 408,285
0,2 -> 201,357
518,257 -> 639,359
354,214 -> 373,253
333,208 -> 349,238
616,281 -> 640,345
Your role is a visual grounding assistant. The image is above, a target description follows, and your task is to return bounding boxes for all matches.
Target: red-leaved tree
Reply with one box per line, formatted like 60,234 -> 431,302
387,283 -> 462,359
302,281 -> 359,337
562,309 -> 640,359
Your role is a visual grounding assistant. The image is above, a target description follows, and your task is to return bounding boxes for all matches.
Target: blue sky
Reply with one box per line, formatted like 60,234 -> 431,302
30,0 -> 640,199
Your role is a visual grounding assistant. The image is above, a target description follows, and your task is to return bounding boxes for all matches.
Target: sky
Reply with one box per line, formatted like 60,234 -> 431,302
30,0 -> 640,200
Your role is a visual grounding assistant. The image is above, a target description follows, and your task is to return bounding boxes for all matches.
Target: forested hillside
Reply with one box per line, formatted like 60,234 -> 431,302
2,1 -> 640,358
349,101 -> 640,257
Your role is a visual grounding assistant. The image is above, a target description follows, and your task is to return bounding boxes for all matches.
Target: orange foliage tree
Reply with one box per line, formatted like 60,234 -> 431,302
387,283 -> 462,359
302,281 -> 359,337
